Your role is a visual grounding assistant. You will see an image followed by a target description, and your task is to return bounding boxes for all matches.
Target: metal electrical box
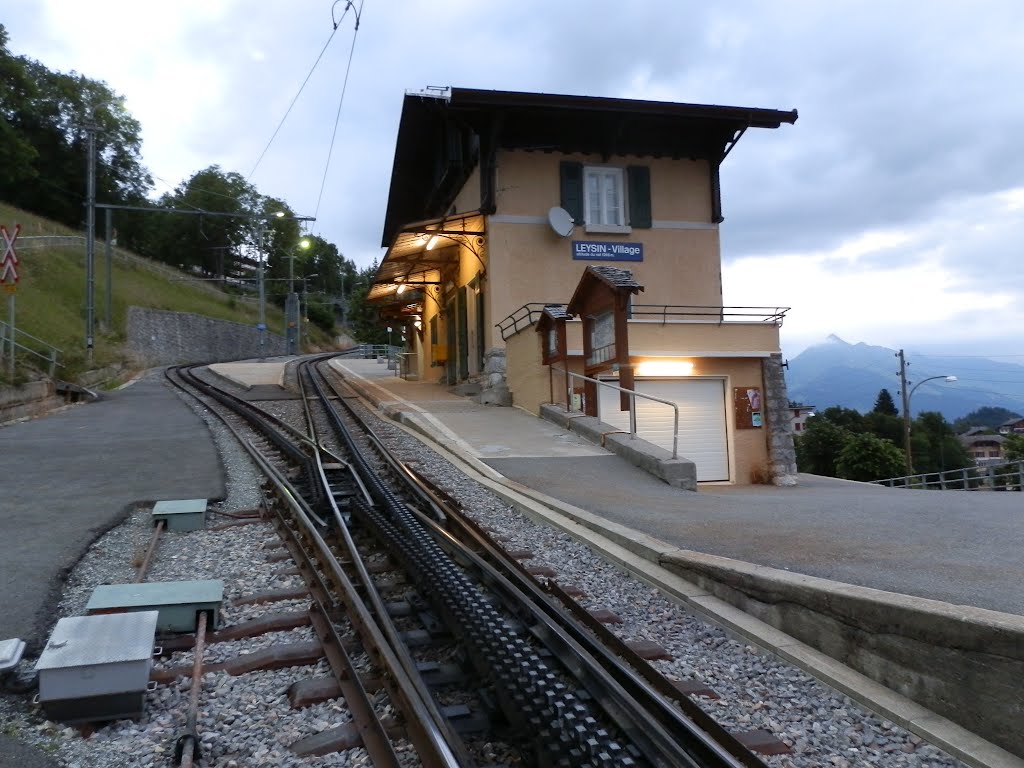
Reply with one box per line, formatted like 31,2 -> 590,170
86,579 -> 224,633
152,498 -> 207,532
34,611 -> 158,723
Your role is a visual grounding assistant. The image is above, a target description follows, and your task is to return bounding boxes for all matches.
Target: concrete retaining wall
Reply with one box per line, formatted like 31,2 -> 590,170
659,549 -> 1024,758
0,380 -> 63,424
126,307 -> 286,366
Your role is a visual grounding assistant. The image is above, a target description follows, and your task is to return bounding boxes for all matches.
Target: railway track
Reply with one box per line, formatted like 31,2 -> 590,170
164,356 -> 777,768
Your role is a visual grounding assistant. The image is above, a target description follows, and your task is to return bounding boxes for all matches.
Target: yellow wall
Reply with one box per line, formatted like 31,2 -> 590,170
485,149 -> 723,344
628,322 -> 781,355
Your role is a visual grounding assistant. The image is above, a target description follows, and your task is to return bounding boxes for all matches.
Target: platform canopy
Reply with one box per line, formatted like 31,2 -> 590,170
368,210 -> 485,321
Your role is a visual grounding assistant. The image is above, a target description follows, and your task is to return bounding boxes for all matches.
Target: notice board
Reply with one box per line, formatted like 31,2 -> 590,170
733,387 -> 763,429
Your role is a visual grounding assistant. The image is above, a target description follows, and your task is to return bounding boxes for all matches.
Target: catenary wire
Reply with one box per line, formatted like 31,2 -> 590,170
247,18 -> 345,182
312,0 -> 364,231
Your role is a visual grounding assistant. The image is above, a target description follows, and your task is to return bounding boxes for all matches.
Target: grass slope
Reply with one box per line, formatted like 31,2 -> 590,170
0,202 -> 297,382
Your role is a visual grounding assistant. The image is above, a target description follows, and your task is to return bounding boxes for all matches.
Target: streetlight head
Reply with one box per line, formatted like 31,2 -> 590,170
298,238 -> 311,249
944,375 -> 957,382
274,211 -> 285,218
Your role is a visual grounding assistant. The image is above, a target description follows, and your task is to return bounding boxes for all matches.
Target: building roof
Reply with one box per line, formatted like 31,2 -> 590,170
566,265 -> 644,315
382,87 -> 799,246
959,434 -> 1006,447
541,304 -> 571,321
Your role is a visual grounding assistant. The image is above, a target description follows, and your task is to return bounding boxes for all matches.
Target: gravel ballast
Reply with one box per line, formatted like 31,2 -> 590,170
0,368 -> 971,767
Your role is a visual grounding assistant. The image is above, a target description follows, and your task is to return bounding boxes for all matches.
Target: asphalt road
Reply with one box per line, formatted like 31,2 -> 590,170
0,374 -> 224,649
486,457 -> 1024,615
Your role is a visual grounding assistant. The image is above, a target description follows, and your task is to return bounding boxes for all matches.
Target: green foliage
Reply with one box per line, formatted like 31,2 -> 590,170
1004,434 -> 1024,463
872,388 -> 899,416
910,411 -> 971,473
795,417 -> 849,476
952,406 -> 1022,434
306,301 -> 335,333
836,433 -> 906,482
863,411 -> 902,446
817,406 -> 865,433
0,25 -> 152,228
345,265 -> 389,344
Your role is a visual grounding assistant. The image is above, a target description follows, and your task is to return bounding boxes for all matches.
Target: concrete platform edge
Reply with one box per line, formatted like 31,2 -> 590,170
335,366 -> 1024,768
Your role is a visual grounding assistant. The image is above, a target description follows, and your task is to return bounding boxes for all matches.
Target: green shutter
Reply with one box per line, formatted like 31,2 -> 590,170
627,166 -> 652,228
559,161 -> 584,224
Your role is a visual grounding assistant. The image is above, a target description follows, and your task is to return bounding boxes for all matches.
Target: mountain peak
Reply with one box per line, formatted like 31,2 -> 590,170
826,333 -> 847,344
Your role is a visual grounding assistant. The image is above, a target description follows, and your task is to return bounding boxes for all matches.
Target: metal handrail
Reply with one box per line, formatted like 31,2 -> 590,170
495,303 -> 559,340
551,366 -> 678,459
0,321 -> 62,376
875,460 -> 1024,490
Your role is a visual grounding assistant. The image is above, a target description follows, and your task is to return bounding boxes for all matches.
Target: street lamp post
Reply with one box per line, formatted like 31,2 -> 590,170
900,368 -> 958,476
300,273 -> 319,352
286,238 -> 311,355
83,98 -> 123,360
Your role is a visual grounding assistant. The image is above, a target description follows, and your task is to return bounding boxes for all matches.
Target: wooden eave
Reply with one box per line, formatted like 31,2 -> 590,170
381,88 -> 798,246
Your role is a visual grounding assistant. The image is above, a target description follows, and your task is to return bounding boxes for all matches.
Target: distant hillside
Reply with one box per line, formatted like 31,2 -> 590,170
786,335 -> 1024,420
0,202 -> 297,381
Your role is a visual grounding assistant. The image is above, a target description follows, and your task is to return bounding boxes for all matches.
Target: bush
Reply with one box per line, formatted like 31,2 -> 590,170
835,433 -> 905,482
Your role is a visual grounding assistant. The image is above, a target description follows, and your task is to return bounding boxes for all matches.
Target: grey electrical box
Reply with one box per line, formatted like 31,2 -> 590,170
152,498 -> 207,532
86,580 -> 224,633
34,611 -> 158,723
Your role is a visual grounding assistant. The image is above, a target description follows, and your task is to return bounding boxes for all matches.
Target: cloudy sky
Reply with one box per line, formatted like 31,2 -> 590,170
6,0 -> 1024,359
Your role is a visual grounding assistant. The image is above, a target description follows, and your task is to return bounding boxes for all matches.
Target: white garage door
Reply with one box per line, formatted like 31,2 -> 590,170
598,378 -> 729,482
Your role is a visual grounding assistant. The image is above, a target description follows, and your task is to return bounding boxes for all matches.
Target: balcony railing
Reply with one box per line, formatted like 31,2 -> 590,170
497,304 -> 790,341
628,305 -> 789,325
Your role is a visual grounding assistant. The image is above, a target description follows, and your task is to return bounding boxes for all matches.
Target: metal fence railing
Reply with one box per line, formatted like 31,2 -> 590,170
876,460 -> 1024,490
0,320 -> 62,377
551,366 -> 679,459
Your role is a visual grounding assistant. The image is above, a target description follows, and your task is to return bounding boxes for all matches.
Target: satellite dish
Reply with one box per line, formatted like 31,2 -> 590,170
547,207 -> 575,237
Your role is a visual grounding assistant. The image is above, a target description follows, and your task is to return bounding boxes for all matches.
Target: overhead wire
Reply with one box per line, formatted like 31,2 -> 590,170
312,0 -> 364,231
247,14 -> 346,182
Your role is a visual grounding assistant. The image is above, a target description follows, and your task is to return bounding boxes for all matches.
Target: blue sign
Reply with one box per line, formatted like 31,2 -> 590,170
256,323 -> 267,331
571,240 -> 643,262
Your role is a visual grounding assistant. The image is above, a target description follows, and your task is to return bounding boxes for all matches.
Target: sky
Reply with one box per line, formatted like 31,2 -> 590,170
5,0 -> 1024,361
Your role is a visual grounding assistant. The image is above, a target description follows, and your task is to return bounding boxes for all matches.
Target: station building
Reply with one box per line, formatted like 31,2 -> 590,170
368,87 -> 799,485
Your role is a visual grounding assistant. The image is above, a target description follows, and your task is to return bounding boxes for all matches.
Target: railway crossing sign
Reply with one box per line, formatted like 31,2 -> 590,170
1,223 -> 20,289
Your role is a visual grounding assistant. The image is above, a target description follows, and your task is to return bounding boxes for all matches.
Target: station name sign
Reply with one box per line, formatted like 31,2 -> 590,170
571,240 -> 643,262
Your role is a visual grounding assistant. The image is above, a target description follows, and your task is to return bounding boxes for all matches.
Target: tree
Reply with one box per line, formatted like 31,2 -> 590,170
1003,434 -> 1024,463
817,406 -> 865,434
835,433 -> 905,482
0,25 -> 152,227
863,410 -> 902,446
872,388 -> 899,416
795,417 -> 849,476
911,411 -> 971,474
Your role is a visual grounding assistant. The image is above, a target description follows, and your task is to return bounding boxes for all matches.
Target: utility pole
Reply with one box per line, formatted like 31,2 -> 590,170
257,225 -> 267,356
898,349 -> 912,476
85,122 -> 97,361
104,208 -> 113,328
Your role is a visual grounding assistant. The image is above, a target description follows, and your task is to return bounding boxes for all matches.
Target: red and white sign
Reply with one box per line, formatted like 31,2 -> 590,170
0,224 -> 19,284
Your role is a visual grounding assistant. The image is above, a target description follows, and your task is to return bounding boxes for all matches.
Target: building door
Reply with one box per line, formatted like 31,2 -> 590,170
445,299 -> 456,384
598,378 -> 729,482
457,286 -> 469,380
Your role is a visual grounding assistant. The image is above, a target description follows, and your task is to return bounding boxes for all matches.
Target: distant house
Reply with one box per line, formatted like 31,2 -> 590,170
959,434 -> 1006,465
997,418 -> 1024,435
789,403 -> 815,434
